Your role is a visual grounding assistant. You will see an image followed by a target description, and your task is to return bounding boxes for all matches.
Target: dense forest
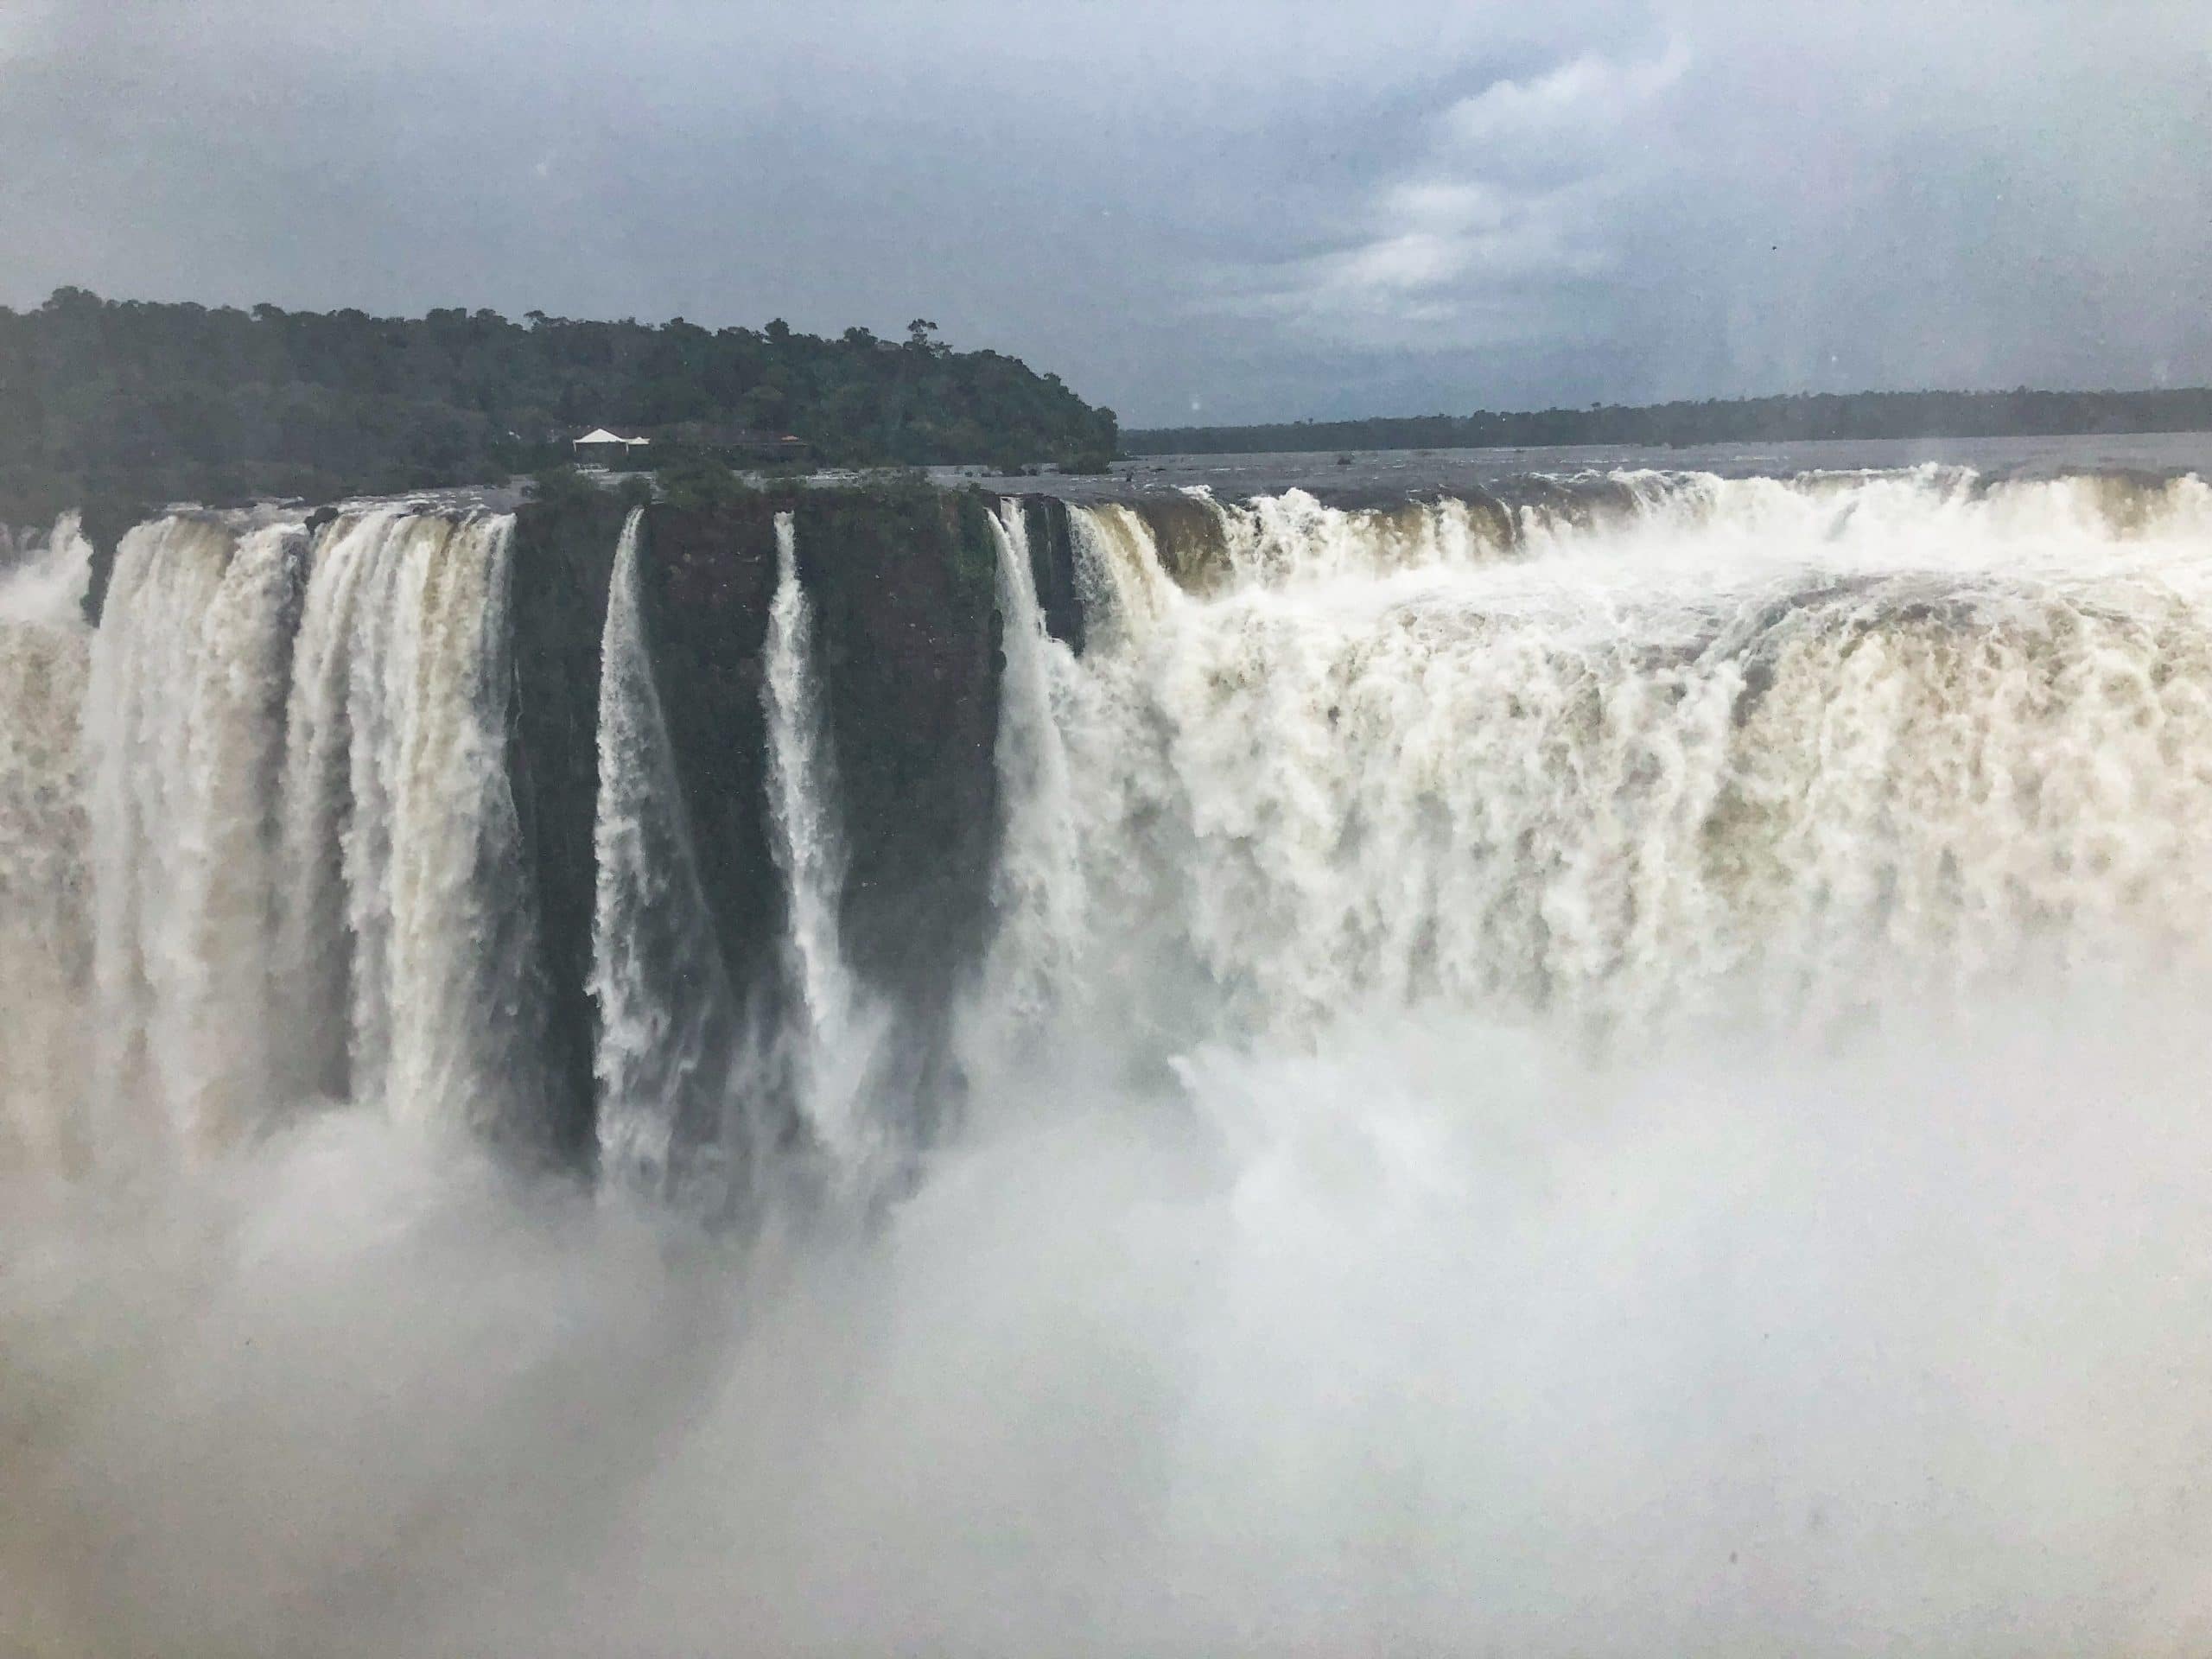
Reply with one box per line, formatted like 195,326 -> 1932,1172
0,288 -> 1118,528
1128,388 -> 2212,457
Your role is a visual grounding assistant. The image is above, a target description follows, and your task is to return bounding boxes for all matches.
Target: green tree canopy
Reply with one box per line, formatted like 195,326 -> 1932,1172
0,289 -> 1119,527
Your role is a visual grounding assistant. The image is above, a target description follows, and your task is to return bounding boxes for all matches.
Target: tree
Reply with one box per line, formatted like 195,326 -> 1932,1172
0,288 -> 1124,529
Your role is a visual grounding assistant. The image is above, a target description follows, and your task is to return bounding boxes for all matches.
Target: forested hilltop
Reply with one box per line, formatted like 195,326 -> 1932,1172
1128,388 -> 2212,457
0,288 -> 1117,527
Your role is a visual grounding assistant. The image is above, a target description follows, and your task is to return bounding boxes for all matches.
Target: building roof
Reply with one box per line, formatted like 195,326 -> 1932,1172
574,428 -> 626,444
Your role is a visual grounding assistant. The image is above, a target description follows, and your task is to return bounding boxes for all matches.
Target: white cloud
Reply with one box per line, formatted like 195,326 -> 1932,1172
1217,41 -> 1688,347
1440,41 -> 1688,157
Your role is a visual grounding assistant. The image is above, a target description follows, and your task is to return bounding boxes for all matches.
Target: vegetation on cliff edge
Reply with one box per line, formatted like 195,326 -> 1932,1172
0,289 -> 1119,529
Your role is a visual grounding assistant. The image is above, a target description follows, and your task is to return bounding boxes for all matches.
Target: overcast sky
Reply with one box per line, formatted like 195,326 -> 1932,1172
2,0 -> 2206,425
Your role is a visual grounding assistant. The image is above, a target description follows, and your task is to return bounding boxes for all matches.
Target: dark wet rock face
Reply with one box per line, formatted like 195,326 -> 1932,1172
1012,495 -> 1084,653
508,484 -> 1005,1166
510,492 -> 630,1160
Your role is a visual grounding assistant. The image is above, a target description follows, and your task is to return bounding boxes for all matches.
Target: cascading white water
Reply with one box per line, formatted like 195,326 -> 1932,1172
10,505 -> 547,1161
84,515 -> 302,1150
11,466 -> 2212,1657
762,511 -> 882,1175
404,512 -> 541,1136
1198,486 -> 1507,585
0,512 -> 92,620
0,516 -> 93,1167
273,511 -> 390,1102
26,470 -> 2212,1147
588,508 -> 743,1193
324,510 -> 539,1138
971,500 -> 1085,1043
985,470 -> 2212,1052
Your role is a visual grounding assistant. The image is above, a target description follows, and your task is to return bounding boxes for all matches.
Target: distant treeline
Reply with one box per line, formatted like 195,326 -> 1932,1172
0,288 -> 1118,526
1126,389 -> 2212,457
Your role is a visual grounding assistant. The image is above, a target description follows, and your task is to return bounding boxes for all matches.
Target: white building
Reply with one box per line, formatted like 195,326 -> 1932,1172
572,428 -> 652,467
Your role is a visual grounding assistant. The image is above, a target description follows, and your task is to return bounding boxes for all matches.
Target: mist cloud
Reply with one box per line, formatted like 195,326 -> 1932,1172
10,997 -> 2212,1655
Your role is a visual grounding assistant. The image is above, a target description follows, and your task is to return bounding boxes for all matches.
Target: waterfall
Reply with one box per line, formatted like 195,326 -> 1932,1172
0,516 -> 93,1166
273,511 -> 390,1103
23,469 -> 2212,1166
969,500 -> 1086,1050
1065,501 -> 1181,646
1001,470 -> 2212,1046
1200,487 -> 1509,585
762,511 -> 880,1175
85,516 -> 302,1150
0,512 -> 92,622
64,505 -> 543,1159
16,467 -> 2212,1656
588,508 -> 743,1195
348,511 -> 541,1139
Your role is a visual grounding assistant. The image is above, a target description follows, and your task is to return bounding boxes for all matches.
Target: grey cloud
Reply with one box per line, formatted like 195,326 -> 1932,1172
0,0 -> 2204,424
1205,40 -> 1691,352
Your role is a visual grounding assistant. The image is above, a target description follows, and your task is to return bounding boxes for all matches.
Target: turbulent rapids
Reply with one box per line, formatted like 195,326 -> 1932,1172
8,464 -> 2212,1655
1029,471 -> 2212,1040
